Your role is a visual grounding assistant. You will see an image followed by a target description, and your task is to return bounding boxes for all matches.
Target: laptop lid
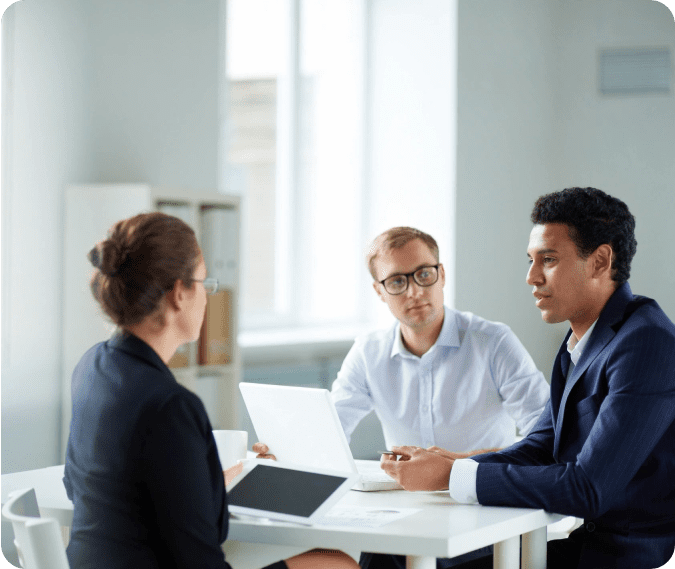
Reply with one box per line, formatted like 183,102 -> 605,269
239,383 -> 358,473
227,459 -> 357,525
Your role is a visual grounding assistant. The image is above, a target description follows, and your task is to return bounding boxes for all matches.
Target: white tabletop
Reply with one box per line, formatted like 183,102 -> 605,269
2,464 -> 563,569
229,487 -> 554,558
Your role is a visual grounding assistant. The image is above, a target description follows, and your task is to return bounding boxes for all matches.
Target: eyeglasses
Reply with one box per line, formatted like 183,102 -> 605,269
379,265 -> 440,295
193,277 -> 220,295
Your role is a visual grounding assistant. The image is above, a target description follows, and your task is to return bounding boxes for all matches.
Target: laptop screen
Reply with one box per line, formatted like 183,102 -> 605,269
227,464 -> 348,518
239,383 -> 357,473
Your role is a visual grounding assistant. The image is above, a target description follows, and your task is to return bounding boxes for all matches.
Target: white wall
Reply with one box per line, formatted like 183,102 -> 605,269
2,0 -> 93,474
1,0 -> 221,473
456,0 -> 675,377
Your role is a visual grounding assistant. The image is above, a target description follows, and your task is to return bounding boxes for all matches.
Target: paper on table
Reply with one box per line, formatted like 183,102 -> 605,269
316,506 -> 421,528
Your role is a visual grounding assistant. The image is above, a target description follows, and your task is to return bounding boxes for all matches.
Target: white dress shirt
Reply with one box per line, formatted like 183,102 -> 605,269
331,306 -> 550,452
450,320 -> 599,504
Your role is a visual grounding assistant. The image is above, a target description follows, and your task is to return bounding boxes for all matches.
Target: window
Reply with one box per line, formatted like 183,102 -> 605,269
225,0 -> 366,331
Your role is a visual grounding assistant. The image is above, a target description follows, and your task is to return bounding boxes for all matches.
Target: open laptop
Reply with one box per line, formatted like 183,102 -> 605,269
239,382 -> 402,491
227,459 -> 357,524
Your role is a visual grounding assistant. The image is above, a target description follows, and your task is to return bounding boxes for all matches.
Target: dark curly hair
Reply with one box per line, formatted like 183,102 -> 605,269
530,187 -> 637,285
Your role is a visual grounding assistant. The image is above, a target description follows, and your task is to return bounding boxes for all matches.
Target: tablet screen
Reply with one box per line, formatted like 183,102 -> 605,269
227,464 -> 347,518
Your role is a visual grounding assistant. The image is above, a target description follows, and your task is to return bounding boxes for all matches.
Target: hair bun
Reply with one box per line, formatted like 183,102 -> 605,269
88,241 -> 129,277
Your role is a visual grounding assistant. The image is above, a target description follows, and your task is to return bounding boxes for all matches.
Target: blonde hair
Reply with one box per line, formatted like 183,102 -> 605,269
366,227 -> 439,280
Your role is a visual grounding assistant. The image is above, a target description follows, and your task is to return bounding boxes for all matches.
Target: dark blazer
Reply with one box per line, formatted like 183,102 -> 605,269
473,283 -> 675,569
63,333 -> 232,569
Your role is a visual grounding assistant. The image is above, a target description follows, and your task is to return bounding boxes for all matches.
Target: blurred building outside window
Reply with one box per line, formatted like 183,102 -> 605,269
226,0 -> 367,334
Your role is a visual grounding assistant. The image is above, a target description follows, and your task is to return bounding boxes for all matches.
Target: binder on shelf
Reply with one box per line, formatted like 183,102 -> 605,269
199,289 -> 233,365
200,206 -> 238,289
157,202 -> 195,229
168,343 -> 191,368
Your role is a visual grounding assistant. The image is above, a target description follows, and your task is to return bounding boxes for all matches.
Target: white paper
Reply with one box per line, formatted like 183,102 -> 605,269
316,506 -> 421,528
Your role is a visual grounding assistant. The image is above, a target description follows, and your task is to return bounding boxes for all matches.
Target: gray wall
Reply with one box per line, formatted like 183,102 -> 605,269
86,0 -> 220,188
456,0 -> 675,377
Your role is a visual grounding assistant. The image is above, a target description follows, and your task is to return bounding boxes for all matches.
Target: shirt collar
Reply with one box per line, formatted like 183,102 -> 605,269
391,306 -> 460,358
567,319 -> 598,365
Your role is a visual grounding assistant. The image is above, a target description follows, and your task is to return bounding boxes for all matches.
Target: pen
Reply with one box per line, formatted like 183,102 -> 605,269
379,450 -> 396,455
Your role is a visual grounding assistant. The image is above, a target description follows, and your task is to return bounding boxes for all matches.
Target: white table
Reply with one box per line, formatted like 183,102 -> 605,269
2,465 -> 563,569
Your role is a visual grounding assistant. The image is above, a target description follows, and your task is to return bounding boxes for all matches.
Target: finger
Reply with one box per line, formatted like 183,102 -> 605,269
252,442 -> 269,454
255,453 -> 277,461
380,459 -> 399,478
391,445 -> 415,457
381,453 -> 397,462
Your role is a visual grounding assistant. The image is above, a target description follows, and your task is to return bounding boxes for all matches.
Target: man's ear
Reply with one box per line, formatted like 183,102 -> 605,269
438,263 -> 445,287
372,280 -> 386,303
592,244 -> 613,279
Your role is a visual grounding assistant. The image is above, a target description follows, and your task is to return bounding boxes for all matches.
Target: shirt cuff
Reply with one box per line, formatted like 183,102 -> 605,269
449,458 -> 479,504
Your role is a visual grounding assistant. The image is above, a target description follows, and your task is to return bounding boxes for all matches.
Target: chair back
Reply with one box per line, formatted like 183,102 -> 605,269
1,488 -> 70,569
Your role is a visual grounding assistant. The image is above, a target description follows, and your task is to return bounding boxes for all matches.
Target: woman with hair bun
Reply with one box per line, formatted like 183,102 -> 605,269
63,212 -> 357,569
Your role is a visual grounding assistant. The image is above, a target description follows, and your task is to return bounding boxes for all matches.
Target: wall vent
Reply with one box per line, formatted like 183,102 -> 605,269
599,48 -> 671,95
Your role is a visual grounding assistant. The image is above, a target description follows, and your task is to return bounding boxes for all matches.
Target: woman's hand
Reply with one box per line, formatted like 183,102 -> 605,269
252,442 -> 276,460
223,462 -> 243,487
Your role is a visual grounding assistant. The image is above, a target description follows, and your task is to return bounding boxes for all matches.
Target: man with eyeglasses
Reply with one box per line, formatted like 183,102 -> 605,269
327,227 -> 549,568
330,227 -> 549,461
253,227 -> 549,567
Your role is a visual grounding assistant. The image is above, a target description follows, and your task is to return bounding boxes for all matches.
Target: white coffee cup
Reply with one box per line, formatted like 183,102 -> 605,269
212,430 -> 248,470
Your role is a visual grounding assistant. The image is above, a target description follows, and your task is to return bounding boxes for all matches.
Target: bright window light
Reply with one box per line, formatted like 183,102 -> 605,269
226,0 -> 365,330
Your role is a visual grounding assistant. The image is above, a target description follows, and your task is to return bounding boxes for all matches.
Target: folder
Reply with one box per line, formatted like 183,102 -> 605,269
198,289 -> 232,365
167,343 -> 190,368
200,206 -> 238,288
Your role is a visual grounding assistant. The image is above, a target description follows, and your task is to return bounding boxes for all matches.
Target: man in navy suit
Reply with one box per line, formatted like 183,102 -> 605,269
381,187 -> 675,569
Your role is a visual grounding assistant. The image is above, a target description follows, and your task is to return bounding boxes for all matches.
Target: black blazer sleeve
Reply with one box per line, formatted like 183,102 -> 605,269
141,391 -> 232,568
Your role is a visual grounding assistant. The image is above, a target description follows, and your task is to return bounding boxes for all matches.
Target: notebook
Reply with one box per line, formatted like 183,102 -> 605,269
227,459 -> 357,524
239,383 -> 402,491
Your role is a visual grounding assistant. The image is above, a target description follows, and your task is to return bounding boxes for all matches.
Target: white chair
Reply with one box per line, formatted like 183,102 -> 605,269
547,516 -> 583,541
1,488 -> 69,569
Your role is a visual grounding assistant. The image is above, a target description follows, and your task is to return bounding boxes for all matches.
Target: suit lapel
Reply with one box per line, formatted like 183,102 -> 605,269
552,283 -> 633,459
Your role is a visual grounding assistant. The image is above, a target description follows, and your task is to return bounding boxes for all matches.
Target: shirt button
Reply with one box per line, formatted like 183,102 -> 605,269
586,522 -> 596,532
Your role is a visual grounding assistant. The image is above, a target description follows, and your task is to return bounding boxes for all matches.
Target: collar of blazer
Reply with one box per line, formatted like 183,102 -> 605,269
553,282 -> 633,457
108,331 -> 174,378
572,281 -> 633,375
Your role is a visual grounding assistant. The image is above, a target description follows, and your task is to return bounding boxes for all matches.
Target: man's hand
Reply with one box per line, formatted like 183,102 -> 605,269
380,446 -> 454,492
426,446 -> 471,460
426,446 -> 500,458
252,442 -> 276,460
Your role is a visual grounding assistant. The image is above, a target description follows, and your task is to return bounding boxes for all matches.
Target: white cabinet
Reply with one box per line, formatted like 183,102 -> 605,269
62,184 -> 241,456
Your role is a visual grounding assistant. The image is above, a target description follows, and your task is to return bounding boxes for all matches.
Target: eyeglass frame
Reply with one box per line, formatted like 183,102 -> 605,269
192,277 -> 220,295
377,264 -> 441,296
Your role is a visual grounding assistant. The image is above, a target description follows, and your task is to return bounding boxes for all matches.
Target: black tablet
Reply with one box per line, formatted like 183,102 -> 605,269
227,460 -> 357,524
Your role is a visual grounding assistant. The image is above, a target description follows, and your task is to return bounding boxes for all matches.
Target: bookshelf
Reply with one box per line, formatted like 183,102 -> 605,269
62,184 -> 241,456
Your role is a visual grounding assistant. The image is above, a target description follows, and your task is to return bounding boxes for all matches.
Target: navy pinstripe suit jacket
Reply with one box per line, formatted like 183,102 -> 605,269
473,283 -> 675,568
